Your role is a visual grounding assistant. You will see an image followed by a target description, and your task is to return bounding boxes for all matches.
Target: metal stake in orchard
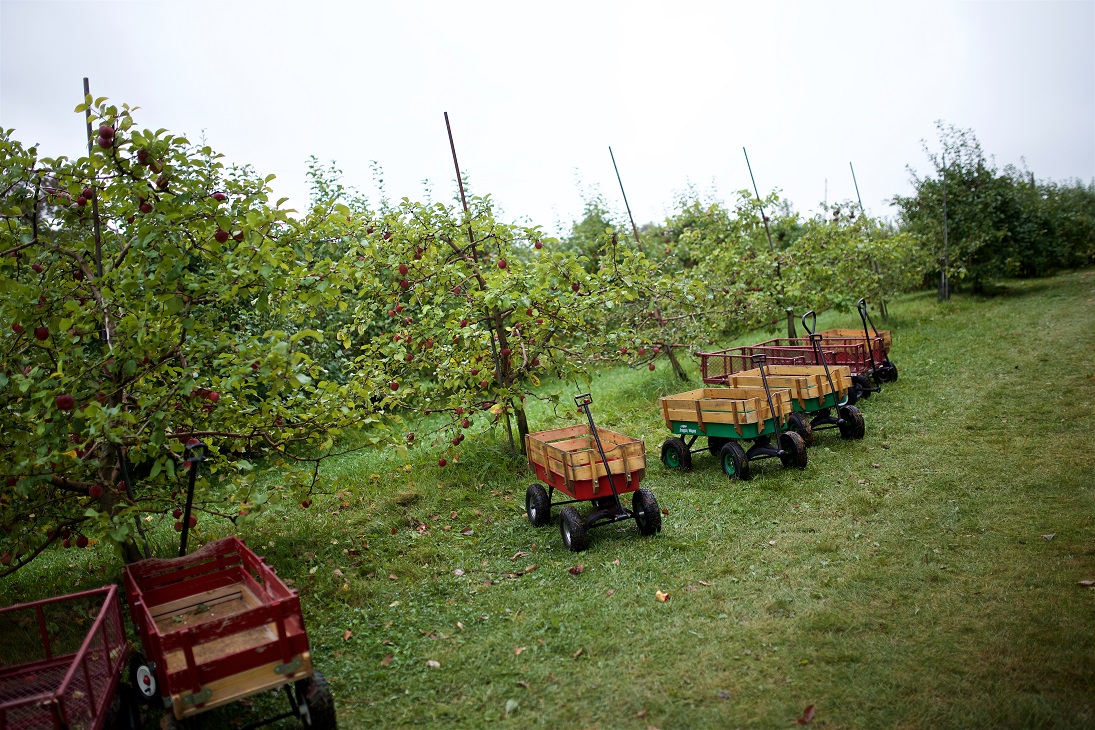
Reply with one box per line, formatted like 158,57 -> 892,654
849,161 -> 889,320
743,147 -> 796,338
608,146 -> 645,254
443,112 -> 515,452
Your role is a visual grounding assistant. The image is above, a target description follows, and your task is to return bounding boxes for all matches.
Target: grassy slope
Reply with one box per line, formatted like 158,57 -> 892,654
3,270 -> 1094,728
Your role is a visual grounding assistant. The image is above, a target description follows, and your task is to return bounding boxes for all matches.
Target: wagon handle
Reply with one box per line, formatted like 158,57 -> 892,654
802,310 -> 846,407
749,353 -> 786,435
857,298 -> 885,364
179,439 -> 206,557
574,394 -> 625,516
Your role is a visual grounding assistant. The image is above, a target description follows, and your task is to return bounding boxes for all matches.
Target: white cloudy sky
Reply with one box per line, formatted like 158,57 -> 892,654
2,0 -> 1092,234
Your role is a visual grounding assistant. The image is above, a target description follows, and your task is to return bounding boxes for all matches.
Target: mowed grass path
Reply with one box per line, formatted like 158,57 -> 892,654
3,270 -> 1093,728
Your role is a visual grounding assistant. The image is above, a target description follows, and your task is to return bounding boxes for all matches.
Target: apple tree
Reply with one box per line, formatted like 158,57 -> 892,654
0,100 -> 396,574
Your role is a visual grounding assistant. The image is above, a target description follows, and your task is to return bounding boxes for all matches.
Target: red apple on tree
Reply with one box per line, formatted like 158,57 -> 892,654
214,229 -> 230,243
11,323 -> 23,335
76,535 -> 89,548
88,484 -> 103,499
497,259 -> 507,269
55,394 -> 75,411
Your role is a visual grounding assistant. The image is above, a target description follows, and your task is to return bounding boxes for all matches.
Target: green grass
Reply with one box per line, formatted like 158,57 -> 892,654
4,270 -> 1095,728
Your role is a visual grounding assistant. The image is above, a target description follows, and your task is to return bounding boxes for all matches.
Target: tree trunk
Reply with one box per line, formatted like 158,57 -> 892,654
665,344 -> 689,381
515,406 -> 530,455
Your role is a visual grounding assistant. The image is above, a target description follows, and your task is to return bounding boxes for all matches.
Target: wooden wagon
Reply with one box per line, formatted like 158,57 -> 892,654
722,365 -> 864,444
659,382 -> 807,480
123,537 -> 336,728
523,394 -> 660,551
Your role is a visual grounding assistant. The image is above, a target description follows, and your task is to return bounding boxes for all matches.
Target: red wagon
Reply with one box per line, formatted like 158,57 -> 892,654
123,537 -> 335,728
0,585 -> 129,730
524,394 -> 661,551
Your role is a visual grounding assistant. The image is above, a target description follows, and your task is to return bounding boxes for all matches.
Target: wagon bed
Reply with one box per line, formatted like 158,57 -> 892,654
660,386 -> 793,440
124,537 -> 312,721
525,424 -> 646,501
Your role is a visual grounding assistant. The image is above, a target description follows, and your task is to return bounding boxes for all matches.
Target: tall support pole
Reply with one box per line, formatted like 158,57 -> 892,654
849,162 -> 888,320
84,79 -> 150,559
940,150 -> 950,301
82,78 -> 104,280
608,146 -> 644,253
743,148 -> 794,337
444,113 -> 514,452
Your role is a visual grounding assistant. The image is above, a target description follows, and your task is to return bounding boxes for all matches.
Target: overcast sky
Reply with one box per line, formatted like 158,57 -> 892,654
2,1 -> 1092,235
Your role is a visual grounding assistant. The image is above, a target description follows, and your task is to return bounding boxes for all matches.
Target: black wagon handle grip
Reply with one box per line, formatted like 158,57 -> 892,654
801,310 -> 818,336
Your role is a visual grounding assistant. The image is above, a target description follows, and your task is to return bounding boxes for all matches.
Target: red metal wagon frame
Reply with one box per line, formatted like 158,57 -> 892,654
522,393 -> 661,552
698,345 -> 838,385
123,536 -> 312,722
0,585 -> 128,730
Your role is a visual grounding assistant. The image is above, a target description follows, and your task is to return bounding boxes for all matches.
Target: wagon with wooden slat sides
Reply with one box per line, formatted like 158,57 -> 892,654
748,337 -> 879,401
524,394 -> 660,552
0,585 -> 130,730
659,359 -> 808,480
827,297 -> 899,385
123,536 -> 336,729
720,365 -> 864,444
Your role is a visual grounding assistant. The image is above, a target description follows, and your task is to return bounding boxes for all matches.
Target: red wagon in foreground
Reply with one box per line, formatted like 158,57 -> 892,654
524,394 -> 661,551
0,585 -> 129,730
123,537 -> 335,729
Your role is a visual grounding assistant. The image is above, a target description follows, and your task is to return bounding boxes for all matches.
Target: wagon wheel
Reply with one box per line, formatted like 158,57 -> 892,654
106,681 -> 141,730
525,484 -> 551,527
660,437 -> 692,471
128,650 -> 159,707
837,405 -> 866,439
852,374 -> 872,400
843,385 -> 858,406
559,506 -> 590,552
880,359 -> 898,382
707,436 -> 729,457
295,670 -> 338,729
778,431 -> 808,469
719,442 -> 750,480
787,412 -> 814,446
632,488 -> 662,536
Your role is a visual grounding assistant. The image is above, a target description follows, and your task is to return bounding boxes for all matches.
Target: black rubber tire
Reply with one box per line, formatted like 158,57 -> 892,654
838,405 -> 866,439
559,506 -> 590,552
787,412 -> 814,446
107,682 -> 141,730
778,430 -> 808,469
843,385 -> 858,406
707,436 -> 729,457
719,441 -> 750,480
660,437 -> 691,471
297,670 -> 338,729
881,359 -> 898,382
632,488 -> 662,536
852,374 -> 873,400
525,484 -> 551,527
128,650 -> 159,707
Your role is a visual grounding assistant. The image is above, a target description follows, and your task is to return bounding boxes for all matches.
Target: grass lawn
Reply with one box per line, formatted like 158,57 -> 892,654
3,269 -> 1094,728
